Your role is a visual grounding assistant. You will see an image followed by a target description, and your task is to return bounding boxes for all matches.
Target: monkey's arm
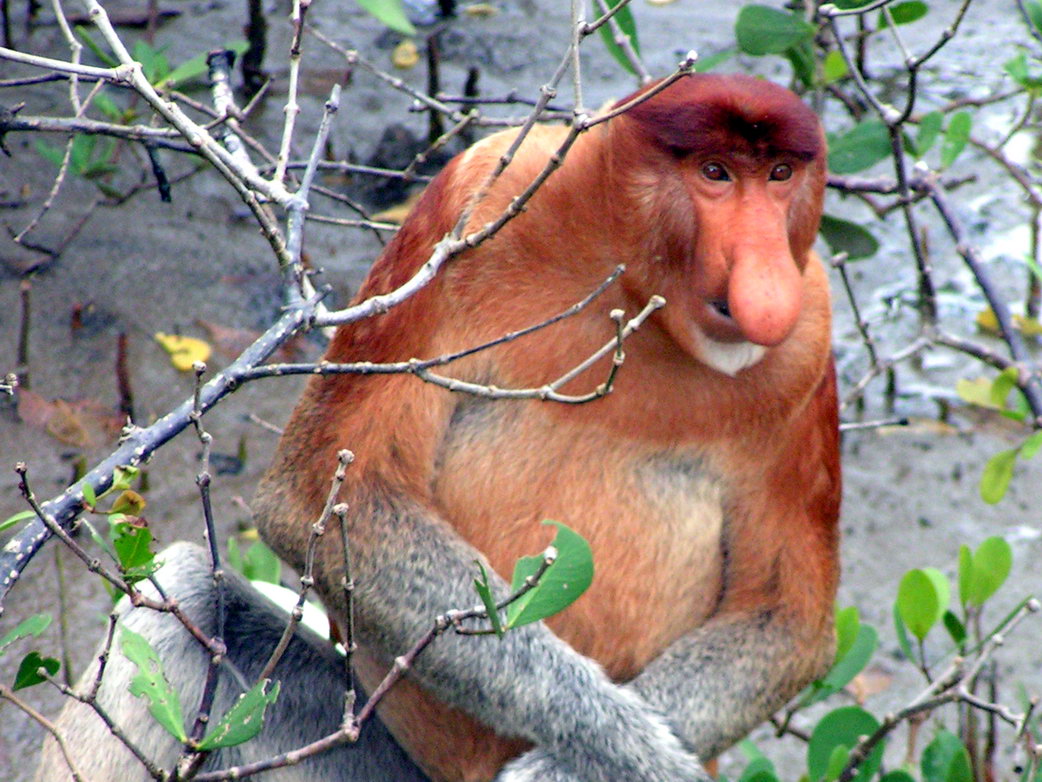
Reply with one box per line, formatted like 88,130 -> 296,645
331,487 -> 709,782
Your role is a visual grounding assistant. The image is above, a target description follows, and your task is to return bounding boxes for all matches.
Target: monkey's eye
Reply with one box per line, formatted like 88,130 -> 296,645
701,162 -> 730,182
769,163 -> 793,181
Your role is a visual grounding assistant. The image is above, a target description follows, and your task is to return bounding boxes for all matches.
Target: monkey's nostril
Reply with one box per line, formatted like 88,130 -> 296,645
710,299 -> 731,318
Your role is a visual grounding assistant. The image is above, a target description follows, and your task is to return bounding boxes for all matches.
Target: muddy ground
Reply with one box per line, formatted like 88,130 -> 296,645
0,0 -> 1039,779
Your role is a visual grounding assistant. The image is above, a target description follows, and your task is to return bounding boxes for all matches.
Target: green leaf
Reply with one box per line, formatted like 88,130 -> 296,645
111,520 -> 157,584
735,5 -> 815,56
597,0 -> 641,76
81,481 -> 97,508
880,772 -> 917,782
0,509 -> 36,534
808,706 -> 884,782
893,603 -> 915,662
940,111 -> 972,169
473,561 -> 504,637
74,25 -> 118,67
111,465 -> 139,492
834,606 -> 860,661
823,50 -> 848,84
14,651 -> 60,690
828,120 -> 892,174
157,40 -> 250,90
693,48 -> 736,73
824,743 -> 850,782
879,1 -> 928,26
955,377 -> 999,409
897,568 -> 945,640
243,540 -> 281,584
506,521 -> 593,629
1026,0 -> 1042,34
1004,52 -> 1042,89
198,679 -> 280,750
942,609 -> 967,646
355,0 -> 416,35
964,536 -> 1013,606
990,366 -> 1020,408
785,40 -> 815,88
916,111 -> 944,156
0,614 -> 52,654
1021,430 -> 1042,460
819,214 -> 879,260
739,756 -> 778,782
823,624 -> 877,691
980,448 -> 1017,504
133,39 -> 171,85
922,729 -> 971,782
957,544 -> 973,608
121,627 -> 188,742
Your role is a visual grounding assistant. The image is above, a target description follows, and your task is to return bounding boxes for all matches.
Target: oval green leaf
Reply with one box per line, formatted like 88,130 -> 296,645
979,448 -> 1017,504
14,651 -> 60,690
0,614 -> 52,654
597,0 -> 641,76
121,627 -> 187,742
879,0 -> 928,26
735,5 -> 815,56
940,111 -> 972,169
828,120 -> 891,174
355,0 -> 416,36
966,536 -> 1013,606
897,569 -> 941,641
506,521 -> 593,628
819,214 -> 879,260
808,705 -> 884,781
199,679 -> 280,750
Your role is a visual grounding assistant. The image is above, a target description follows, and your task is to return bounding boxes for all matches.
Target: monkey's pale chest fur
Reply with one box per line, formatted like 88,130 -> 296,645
432,397 -> 726,681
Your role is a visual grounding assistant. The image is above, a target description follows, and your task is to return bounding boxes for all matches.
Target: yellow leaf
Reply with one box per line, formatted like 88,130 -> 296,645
392,40 -> 419,70
111,490 -> 147,516
154,333 -> 212,372
1014,314 -> 1042,336
463,3 -> 497,16
956,377 -> 1001,410
975,308 -> 999,334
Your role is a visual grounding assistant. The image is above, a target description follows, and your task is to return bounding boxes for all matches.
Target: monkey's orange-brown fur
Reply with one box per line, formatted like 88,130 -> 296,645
256,74 -> 840,782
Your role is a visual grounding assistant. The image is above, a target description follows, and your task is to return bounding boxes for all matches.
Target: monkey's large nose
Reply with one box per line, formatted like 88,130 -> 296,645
727,253 -> 803,347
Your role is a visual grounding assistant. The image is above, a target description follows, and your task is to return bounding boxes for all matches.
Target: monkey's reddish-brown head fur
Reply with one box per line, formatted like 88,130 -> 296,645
620,73 -> 823,163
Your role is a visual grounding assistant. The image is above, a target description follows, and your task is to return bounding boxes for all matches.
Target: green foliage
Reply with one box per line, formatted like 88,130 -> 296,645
827,120 -> 892,174
227,537 -> 281,584
14,651 -> 60,690
505,521 -> 593,629
597,0 -> 641,76
0,614 -> 52,654
0,509 -> 36,534
958,536 -> 1013,608
879,1 -> 929,27
111,519 -> 158,584
198,679 -> 280,750
807,706 -> 884,781
939,111 -> 972,169
121,627 -> 188,742
896,567 -> 950,641
922,729 -> 973,782
819,215 -> 880,260
735,5 -> 815,56
473,561 -> 504,637
355,0 -> 416,35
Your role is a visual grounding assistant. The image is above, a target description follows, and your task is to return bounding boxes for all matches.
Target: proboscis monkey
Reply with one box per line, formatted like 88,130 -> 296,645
36,73 -> 839,782
255,73 -> 840,781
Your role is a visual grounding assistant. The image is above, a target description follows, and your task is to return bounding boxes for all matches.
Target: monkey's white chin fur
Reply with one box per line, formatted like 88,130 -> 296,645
694,332 -> 768,377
